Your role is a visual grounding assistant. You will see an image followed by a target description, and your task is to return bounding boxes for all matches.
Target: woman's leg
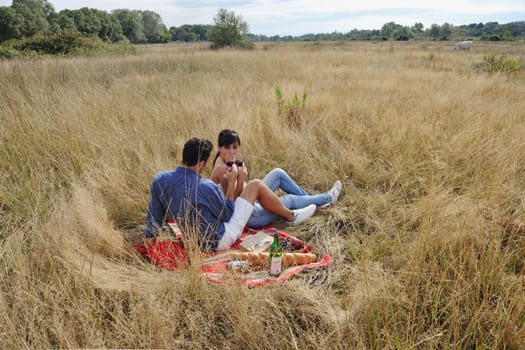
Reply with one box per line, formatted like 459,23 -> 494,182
247,203 -> 279,228
247,193 -> 331,228
280,193 -> 331,209
239,179 -> 293,220
262,168 -> 309,195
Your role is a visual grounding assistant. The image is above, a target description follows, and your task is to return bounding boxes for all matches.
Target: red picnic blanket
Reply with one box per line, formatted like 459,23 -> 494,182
132,226 -> 331,287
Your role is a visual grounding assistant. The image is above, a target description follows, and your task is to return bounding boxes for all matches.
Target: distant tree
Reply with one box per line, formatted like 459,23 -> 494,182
40,1 -> 61,33
346,29 -> 360,40
57,7 -> 125,42
169,26 -> 184,41
502,22 -> 525,39
483,22 -> 502,37
170,25 -> 189,41
440,22 -> 453,40
191,24 -> 210,41
140,10 -> 170,43
160,24 -> 172,42
451,25 -> 469,40
71,8 -> 101,36
12,0 -> 51,37
0,6 -> 21,41
428,24 -> 441,39
502,27 -> 513,40
392,26 -> 411,40
112,9 -> 146,43
381,21 -> 403,39
170,25 -> 207,42
412,22 -> 424,33
55,9 -> 76,31
97,10 -> 125,42
185,32 -> 197,42
208,8 -> 250,48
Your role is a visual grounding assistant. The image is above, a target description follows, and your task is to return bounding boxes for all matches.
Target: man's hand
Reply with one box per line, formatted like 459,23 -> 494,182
144,236 -> 156,248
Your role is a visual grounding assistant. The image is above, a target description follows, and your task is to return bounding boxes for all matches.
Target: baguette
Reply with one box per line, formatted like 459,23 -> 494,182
229,252 -> 317,267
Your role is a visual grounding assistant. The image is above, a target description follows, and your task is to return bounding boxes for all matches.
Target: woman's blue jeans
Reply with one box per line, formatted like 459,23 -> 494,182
246,168 -> 331,228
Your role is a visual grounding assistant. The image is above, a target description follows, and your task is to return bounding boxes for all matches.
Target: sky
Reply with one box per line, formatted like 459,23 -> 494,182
1,0 -> 524,36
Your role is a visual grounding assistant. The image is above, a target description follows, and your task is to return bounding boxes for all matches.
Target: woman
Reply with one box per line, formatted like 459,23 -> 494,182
211,129 -> 342,228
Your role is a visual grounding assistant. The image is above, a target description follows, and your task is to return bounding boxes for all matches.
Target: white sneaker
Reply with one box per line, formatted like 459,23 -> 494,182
320,180 -> 342,208
290,204 -> 317,226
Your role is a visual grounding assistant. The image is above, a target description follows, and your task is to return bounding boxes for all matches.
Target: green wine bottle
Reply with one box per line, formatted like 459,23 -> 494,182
269,233 -> 282,276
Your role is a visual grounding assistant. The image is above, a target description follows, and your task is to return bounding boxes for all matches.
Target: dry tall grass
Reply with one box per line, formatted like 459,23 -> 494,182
1,40 -> 524,349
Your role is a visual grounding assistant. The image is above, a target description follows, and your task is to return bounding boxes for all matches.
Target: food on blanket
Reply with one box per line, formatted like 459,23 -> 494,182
229,252 -> 317,267
283,253 -> 317,266
281,238 -> 301,251
281,237 -> 308,252
227,260 -> 250,271
239,232 -> 274,252
229,252 -> 269,266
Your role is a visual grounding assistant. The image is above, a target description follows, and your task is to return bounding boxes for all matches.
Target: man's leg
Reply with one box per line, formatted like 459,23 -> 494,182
219,181 -> 289,250
218,197 -> 254,250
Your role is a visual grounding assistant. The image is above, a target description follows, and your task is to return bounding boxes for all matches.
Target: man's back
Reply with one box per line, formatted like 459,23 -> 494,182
144,167 -> 235,250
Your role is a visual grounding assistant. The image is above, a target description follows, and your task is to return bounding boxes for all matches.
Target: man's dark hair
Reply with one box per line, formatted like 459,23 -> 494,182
182,138 -> 213,166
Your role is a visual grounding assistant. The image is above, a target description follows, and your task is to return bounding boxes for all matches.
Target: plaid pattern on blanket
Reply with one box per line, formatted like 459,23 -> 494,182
133,226 -> 331,287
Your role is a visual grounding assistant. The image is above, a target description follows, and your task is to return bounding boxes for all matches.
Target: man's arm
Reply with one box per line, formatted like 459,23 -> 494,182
143,179 -> 166,247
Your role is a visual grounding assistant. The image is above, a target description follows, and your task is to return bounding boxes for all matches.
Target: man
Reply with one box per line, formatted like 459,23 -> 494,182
143,137 -> 316,251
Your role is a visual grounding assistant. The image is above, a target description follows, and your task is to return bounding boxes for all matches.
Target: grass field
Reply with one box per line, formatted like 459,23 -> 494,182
1,40 -> 524,349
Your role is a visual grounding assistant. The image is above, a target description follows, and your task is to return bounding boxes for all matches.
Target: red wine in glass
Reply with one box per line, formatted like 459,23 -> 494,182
226,160 -> 243,167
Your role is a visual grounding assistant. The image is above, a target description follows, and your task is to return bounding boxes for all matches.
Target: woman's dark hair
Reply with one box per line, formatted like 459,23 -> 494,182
213,129 -> 241,164
183,138 -> 213,166
218,129 -> 241,147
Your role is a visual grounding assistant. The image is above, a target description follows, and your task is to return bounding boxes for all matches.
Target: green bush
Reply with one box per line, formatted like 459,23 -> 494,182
0,45 -> 21,59
274,83 -> 307,128
0,31 -> 135,59
474,53 -> 522,74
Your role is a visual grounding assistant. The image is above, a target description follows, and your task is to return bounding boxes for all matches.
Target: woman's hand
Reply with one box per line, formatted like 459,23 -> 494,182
224,164 -> 239,201
223,163 -> 239,183
238,164 -> 248,180
235,164 -> 248,197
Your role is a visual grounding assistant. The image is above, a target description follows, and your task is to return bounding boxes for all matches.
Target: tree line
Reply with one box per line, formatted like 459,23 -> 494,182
0,0 -> 171,43
251,21 -> 525,42
1,1 -> 524,45
162,21 -> 525,43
